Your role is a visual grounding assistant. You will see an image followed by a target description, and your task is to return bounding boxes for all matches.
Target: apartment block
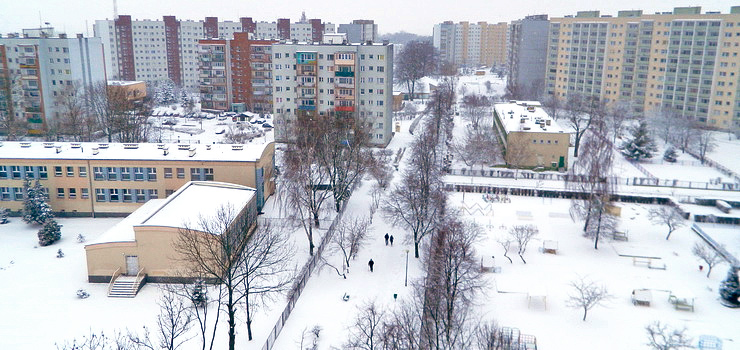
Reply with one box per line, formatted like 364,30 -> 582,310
507,15 -> 549,97
0,30 -> 105,134
198,33 -> 276,114
433,21 -> 508,69
545,6 -> 740,128
94,16 -> 334,90
338,20 -> 378,43
0,140 -> 275,216
272,39 -> 394,147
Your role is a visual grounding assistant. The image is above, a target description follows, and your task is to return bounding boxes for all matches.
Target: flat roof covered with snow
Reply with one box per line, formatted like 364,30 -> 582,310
142,181 -> 255,231
86,199 -> 166,245
494,101 -> 566,135
0,139 -> 273,162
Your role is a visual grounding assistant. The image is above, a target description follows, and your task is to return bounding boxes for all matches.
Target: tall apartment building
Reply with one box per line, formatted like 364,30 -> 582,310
272,39 -> 394,147
545,6 -> 740,128
433,21 -> 508,69
198,33 -> 276,113
94,16 -> 334,90
0,30 -> 105,134
507,15 -> 549,98
338,20 -> 378,43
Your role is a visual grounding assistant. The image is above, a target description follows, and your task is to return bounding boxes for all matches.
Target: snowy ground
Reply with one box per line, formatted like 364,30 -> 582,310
706,132 -> 740,177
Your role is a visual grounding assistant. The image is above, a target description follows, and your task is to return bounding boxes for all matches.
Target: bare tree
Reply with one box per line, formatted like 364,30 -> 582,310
560,93 -> 603,158
240,222 -> 294,341
645,321 -> 692,350
345,301 -> 386,350
648,207 -> 686,240
474,320 -> 502,350
330,216 -> 370,275
452,127 -> 501,172
540,95 -> 563,122
508,224 -> 539,263
0,69 -> 28,140
173,204 -> 255,350
367,149 -> 393,189
565,276 -> 612,321
695,127 -> 716,164
395,40 -> 437,101
497,238 -> 514,264
504,134 -> 532,178
692,242 -> 724,278
461,94 -> 490,130
55,82 -> 96,142
153,286 -> 194,350
606,100 -> 633,144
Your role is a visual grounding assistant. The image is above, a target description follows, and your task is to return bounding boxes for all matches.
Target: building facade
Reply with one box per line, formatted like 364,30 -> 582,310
0,32 -> 105,134
545,6 -> 740,128
507,15 -> 550,98
94,16 -> 335,90
337,20 -> 378,43
271,41 -> 394,147
493,101 -> 570,169
198,33 -> 276,113
433,21 -> 508,69
0,140 -> 275,216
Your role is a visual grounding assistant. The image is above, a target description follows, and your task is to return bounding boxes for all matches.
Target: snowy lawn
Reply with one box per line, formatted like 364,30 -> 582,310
454,193 -> 739,349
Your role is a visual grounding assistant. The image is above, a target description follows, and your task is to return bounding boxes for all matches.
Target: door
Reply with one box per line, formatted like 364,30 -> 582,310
125,255 -> 139,276
558,156 -> 565,168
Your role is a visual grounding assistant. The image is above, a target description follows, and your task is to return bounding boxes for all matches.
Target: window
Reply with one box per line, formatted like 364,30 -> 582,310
135,189 -> 146,202
165,189 -> 175,197
10,166 -> 21,179
68,188 -> 76,199
123,189 -> 133,202
95,189 -> 106,202
1,187 -> 10,200
0,166 -> 7,179
148,189 -> 159,199
164,168 -> 173,179
54,166 -> 63,177
147,168 -> 157,181
120,167 -> 131,181
177,168 -> 185,179
14,188 -> 23,201
109,189 -> 120,202
205,168 -> 214,181
78,166 -> 87,177
24,166 -> 35,179
134,167 -> 145,181
377,66 -> 384,72
57,188 -> 65,199
81,188 -> 89,199
94,167 -> 104,180
107,167 -> 117,180
190,168 -> 200,181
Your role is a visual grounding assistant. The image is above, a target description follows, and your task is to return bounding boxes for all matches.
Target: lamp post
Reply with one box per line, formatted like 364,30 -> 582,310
404,249 -> 410,287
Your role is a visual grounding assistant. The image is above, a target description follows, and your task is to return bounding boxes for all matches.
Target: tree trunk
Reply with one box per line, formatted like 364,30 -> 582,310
665,229 -> 673,240
246,292 -> 253,341
707,266 -> 712,278
594,209 -> 603,250
414,239 -> 420,258
313,211 -> 320,227
228,292 -> 236,350
582,308 -> 588,321
574,135 -> 581,158
519,253 -> 527,264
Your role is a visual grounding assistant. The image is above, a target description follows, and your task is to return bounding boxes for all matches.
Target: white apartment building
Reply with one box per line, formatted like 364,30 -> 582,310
94,16 -> 335,90
433,21 -> 508,69
0,31 -> 105,134
271,40 -> 394,147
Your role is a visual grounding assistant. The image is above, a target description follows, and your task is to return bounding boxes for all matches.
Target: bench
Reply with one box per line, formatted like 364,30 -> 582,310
631,289 -> 652,306
612,231 -> 629,241
669,293 -> 695,312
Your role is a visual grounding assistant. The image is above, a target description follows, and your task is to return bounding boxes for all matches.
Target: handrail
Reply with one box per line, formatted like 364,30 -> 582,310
133,267 -> 145,292
107,267 -> 121,295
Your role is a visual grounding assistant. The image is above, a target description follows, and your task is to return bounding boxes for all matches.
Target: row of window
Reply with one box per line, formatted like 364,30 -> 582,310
0,166 -> 214,182
0,186 -> 162,203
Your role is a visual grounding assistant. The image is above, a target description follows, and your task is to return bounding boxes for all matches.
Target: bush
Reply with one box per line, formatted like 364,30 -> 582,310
37,219 -> 61,246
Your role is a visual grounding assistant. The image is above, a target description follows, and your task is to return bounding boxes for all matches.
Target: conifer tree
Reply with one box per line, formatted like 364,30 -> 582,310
719,267 -> 740,308
22,179 -> 53,225
620,119 -> 657,161
37,218 -> 61,246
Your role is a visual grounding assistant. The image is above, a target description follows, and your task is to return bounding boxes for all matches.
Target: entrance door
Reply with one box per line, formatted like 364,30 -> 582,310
125,255 -> 139,275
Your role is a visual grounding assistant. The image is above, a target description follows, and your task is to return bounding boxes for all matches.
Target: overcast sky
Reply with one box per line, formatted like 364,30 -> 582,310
0,0 -> 734,37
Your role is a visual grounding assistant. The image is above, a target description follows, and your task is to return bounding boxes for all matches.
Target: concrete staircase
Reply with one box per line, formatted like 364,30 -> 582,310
108,275 -> 143,298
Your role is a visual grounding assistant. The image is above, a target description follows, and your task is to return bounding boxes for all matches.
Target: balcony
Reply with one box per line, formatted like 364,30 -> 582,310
335,81 -> 354,89
297,81 -> 315,87
298,105 -> 316,111
335,106 -> 354,112
335,92 -> 353,100
335,71 -> 354,77
25,106 -> 42,113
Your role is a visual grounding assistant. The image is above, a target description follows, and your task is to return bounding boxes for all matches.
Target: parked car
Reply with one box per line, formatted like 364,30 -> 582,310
262,123 -> 273,129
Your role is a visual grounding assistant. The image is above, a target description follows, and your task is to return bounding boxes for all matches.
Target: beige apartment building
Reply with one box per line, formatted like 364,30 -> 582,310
0,141 -> 275,216
434,21 -> 508,69
493,101 -> 570,169
545,6 -> 740,128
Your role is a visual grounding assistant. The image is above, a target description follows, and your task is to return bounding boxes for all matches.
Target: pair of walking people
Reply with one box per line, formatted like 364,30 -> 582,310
369,233 -> 395,272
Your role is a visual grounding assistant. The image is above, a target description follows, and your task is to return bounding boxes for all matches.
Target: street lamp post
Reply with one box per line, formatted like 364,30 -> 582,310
405,249 -> 410,287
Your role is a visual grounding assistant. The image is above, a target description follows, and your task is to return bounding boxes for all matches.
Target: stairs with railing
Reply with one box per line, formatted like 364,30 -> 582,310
107,268 -> 146,298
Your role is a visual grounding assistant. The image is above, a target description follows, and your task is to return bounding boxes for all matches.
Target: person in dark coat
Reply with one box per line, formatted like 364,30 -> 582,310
389,235 -> 394,246
384,233 -> 389,245
368,259 -> 375,272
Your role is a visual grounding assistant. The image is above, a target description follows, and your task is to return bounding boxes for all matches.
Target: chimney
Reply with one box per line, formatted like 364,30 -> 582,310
58,33 -> 67,39
383,40 -> 389,45
76,33 -> 83,38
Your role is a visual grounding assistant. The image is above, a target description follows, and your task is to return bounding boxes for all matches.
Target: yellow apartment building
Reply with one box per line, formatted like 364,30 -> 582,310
493,101 -> 571,169
0,140 -> 274,216
545,6 -> 740,129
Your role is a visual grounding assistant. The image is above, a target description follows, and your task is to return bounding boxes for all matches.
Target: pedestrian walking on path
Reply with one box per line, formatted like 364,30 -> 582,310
384,233 -> 389,245
368,259 -> 375,272
389,235 -> 394,246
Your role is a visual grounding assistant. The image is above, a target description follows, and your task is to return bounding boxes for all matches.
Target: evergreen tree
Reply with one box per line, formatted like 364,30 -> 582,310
37,218 -> 61,246
22,179 -> 53,225
620,119 -> 657,161
663,146 -> 678,163
0,207 -> 9,224
719,267 -> 740,307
